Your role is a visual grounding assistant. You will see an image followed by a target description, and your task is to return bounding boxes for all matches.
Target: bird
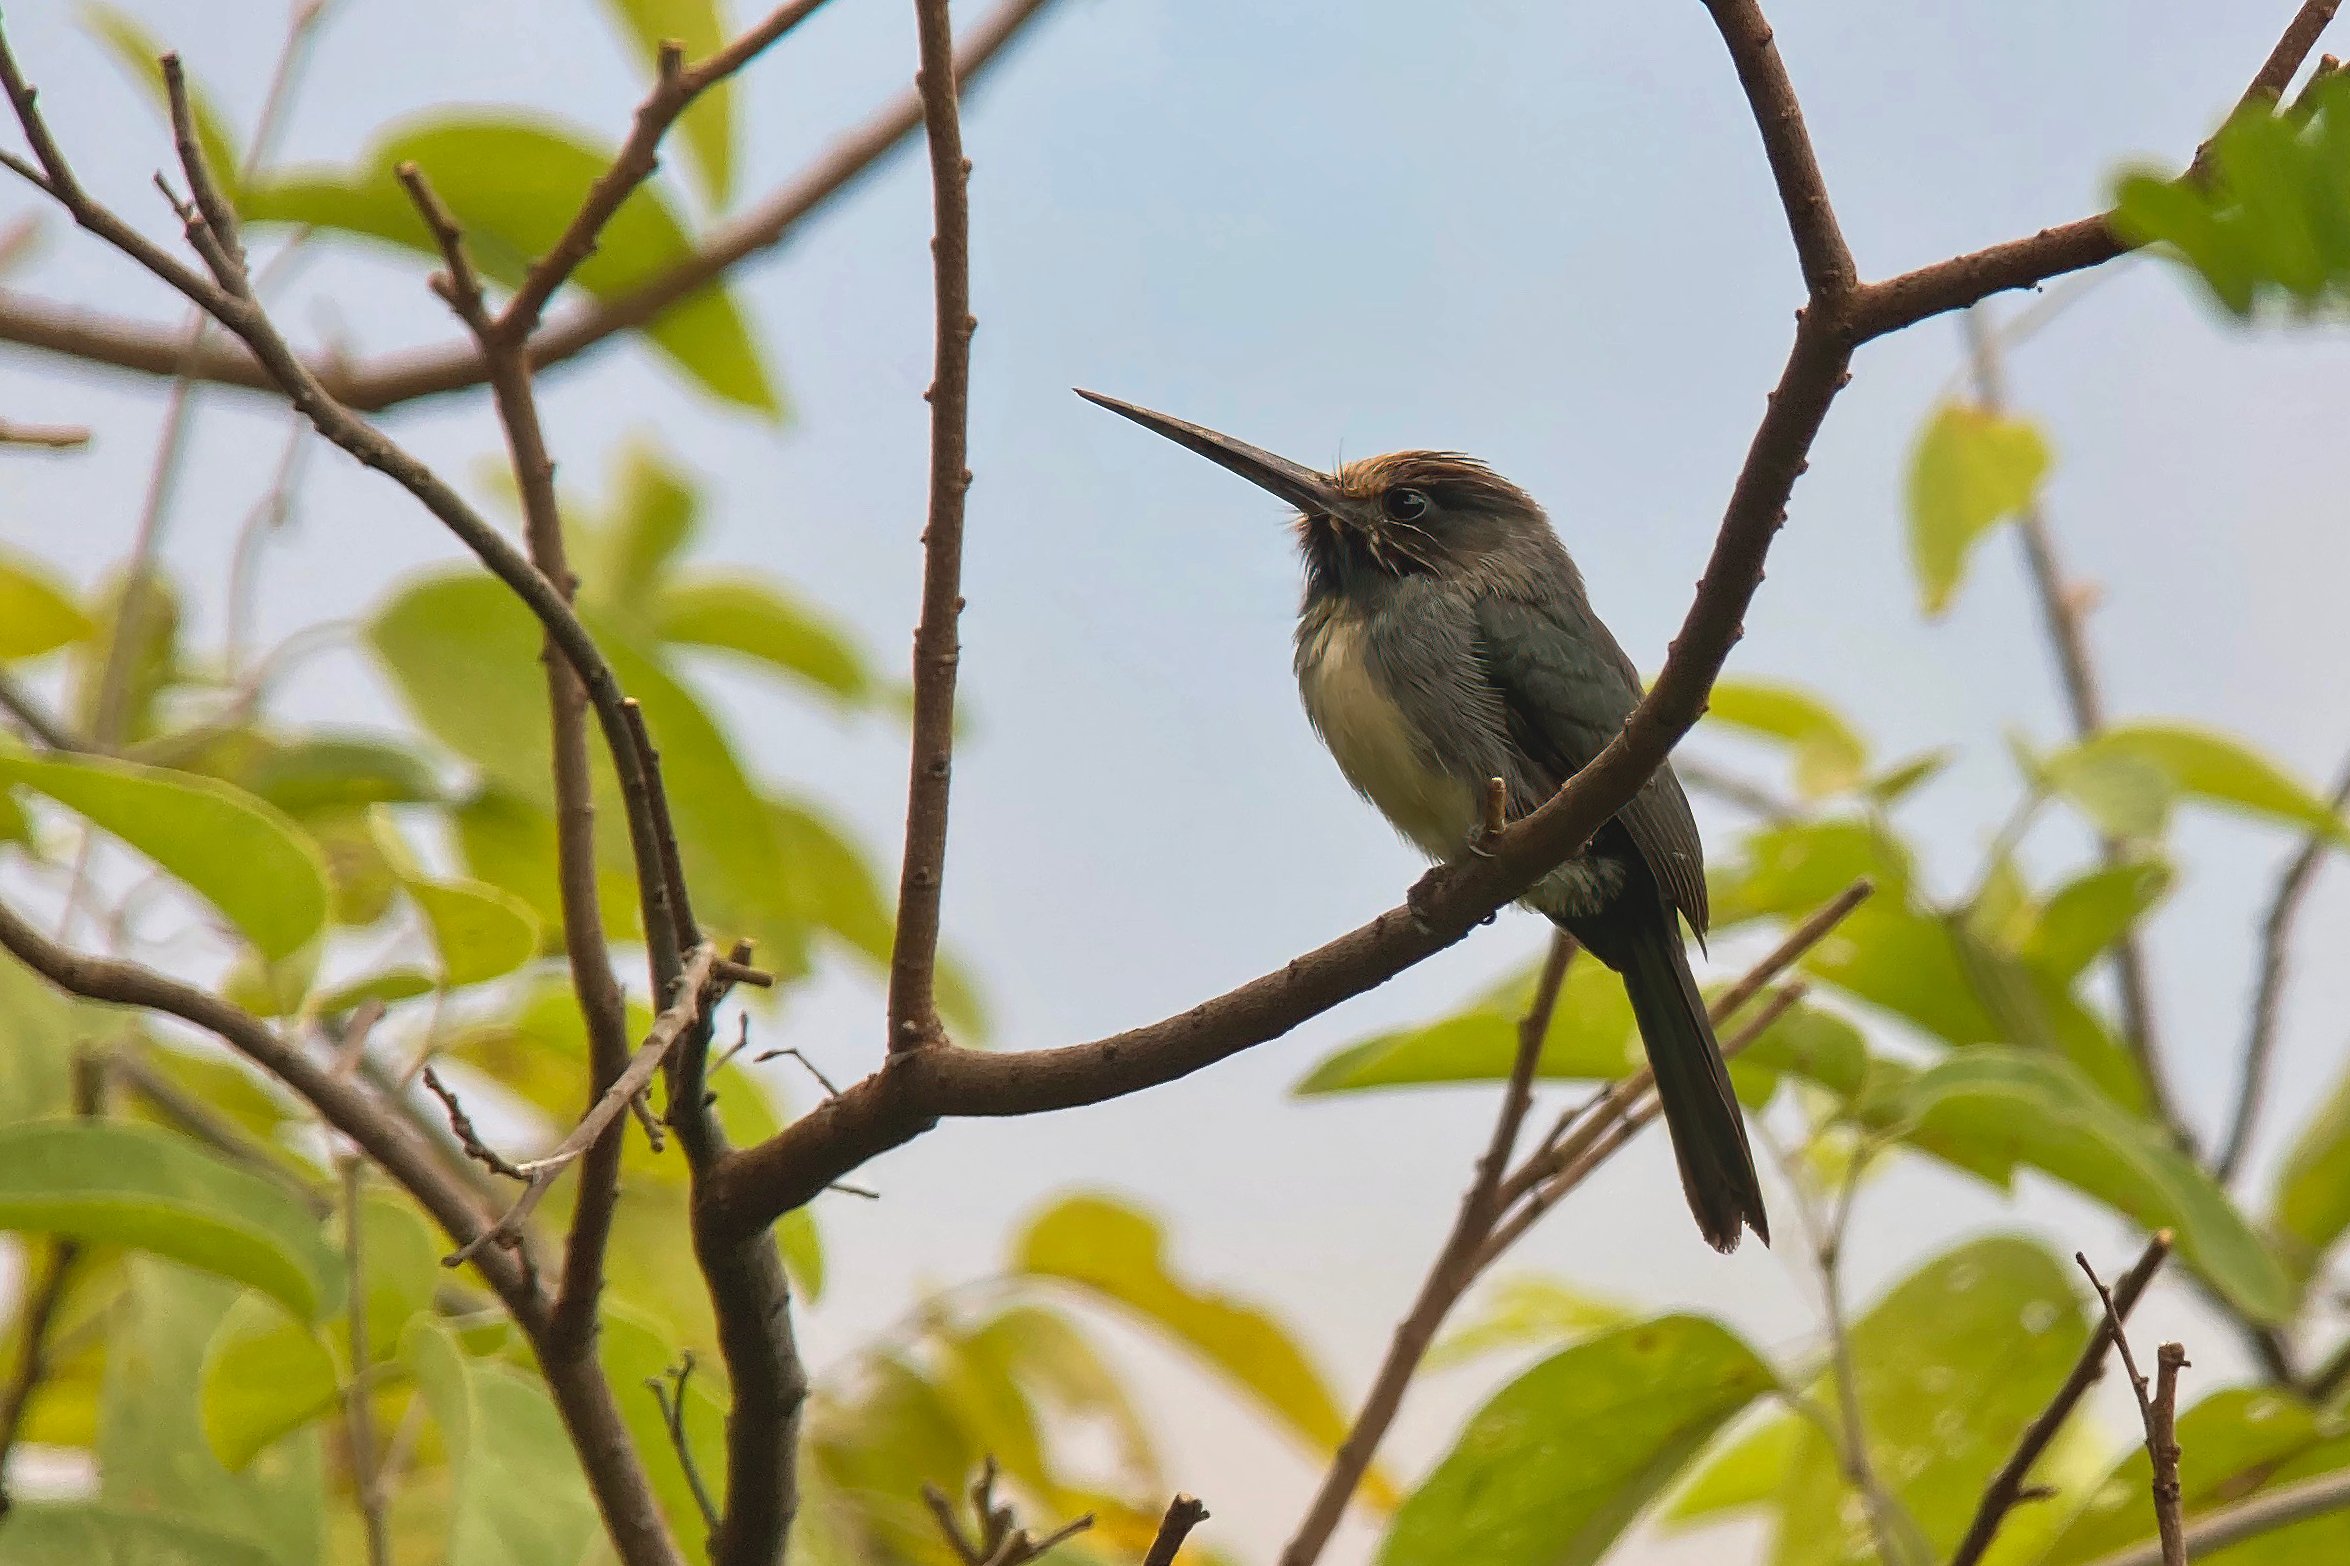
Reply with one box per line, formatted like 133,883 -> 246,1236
1078,389 -> 1767,1252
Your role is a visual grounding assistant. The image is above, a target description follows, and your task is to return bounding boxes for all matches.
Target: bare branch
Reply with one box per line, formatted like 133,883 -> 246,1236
1144,1495 -> 1211,1566
0,0 -> 1065,411
1951,1233 -> 2173,1566
1698,0 -> 1857,300
0,416 -> 86,447
340,1160 -> 393,1566
2217,752 -> 2350,1181
422,1066 -> 530,1182
887,0 -> 981,1054
2081,1467 -> 2350,1566
646,1354 -> 721,1538
2078,1253 -> 2189,1566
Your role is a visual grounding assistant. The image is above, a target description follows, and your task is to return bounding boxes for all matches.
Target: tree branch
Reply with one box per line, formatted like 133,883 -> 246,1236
2216,752 -> 2350,1182
2079,1253 -> 2189,1566
340,1160 -> 393,1566
887,0 -> 980,1053
1950,1232 -> 2172,1566
0,0 -> 1063,412
0,416 -> 87,447
2080,1467 -> 2350,1566
1143,1495 -> 1210,1566
1698,0 -> 1857,300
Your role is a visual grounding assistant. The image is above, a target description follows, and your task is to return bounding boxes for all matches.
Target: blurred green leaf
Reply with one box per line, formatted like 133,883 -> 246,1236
0,1122 -> 342,1321
2022,859 -> 2172,982
2044,744 -> 2174,840
245,116 -> 777,411
1426,1275 -> 1634,1370
1379,1315 -> 1771,1566
2271,1056 -> 2350,1288
404,1319 -> 601,1566
197,1294 -> 339,1473
0,747 -> 328,961
1865,1050 -> 2291,1322
575,440 -> 703,619
1016,1193 -> 1388,1503
0,550 -> 95,659
598,0 -> 735,202
1906,402 -> 2052,617
450,787 -> 643,949
241,737 -> 441,816
0,1504 -> 284,1565
2041,1387 -> 2350,1563
0,953 -> 77,1125
1767,1236 -> 2084,1565
963,1303 -> 1161,1488
2053,723 -> 2350,844
80,2 -> 243,198
312,967 -> 435,1016
1710,816 -> 1912,928
67,571 -> 181,744
405,874 -> 543,988
1296,952 -> 1635,1094
1726,997 -> 1871,1109
1705,678 -> 1869,797
1865,748 -> 1954,805
657,576 -> 877,707
100,1261 -> 326,1566
1662,1414 -> 1798,1525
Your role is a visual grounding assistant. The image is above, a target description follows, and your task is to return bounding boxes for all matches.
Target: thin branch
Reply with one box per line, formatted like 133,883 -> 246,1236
341,1160 -> 393,1566
924,1460 -> 1092,1566
0,416 -> 86,447
1277,933 -> 1574,1566
107,1046 -> 335,1215
887,0 -> 980,1054
646,1354 -> 721,1537
2216,752 -> 2350,1181
498,0 -> 834,341
1675,755 -> 1799,823
1962,306 -> 2187,1146
1698,0 -> 1857,301
421,1066 -> 530,1182
2078,1254 -> 2189,1566
0,665 -> 84,751
2080,1466 -> 2350,1566
1143,1495 -> 1210,1566
0,0 -> 1064,411
448,944 -> 723,1267
1950,1232 -> 2173,1566
0,1052 -> 101,1520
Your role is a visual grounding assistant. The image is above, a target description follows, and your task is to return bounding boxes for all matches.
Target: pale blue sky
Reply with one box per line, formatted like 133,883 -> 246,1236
5,1 -> 2349,1559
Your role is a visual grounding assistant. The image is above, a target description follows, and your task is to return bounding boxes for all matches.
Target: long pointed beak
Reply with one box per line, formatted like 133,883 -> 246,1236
1077,389 -> 1341,516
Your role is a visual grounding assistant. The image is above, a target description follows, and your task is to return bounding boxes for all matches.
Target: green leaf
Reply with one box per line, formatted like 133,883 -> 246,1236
780,1206 -> 825,1303
312,967 -> 435,1016
1662,1415 -> 1799,1524
240,737 -> 441,816
0,1504 -> 285,1566
1295,954 -> 1635,1094
405,875 -> 543,988
1766,1237 -> 2085,1565
245,115 -> 777,412
1710,816 -> 1913,927
2022,859 -> 2172,982
0,1122 -> 342,1321
1016,1193 -> 1383,1498
80,3 -> 243,198
1426,1275 -> 1634,1370
197,1295 -> 340,1472
1866,1050 -> 2291,1322
575,439 -> 703,617
0,953 -> 78,1125
961,1303 -> 1161,1488
1379,1316 -> 1771,1566
0,550 -> 95,659
0,747 -> 328,961
1906,402 -> 2053,616
100,1261 -> 325,1566
597,0 -> 735,201
656,576 -> 876,707
2041,1387 -> 2350,1563
2271,1056 -> 2350,1287
1704,678 -> 1869,797
404,1319 -> 602,1566
2054,723 -> 2350,844
1726,997 -> 1871,1108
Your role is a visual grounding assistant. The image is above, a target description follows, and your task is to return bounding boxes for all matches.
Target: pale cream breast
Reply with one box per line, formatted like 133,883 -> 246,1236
1295,612 -> 1479,862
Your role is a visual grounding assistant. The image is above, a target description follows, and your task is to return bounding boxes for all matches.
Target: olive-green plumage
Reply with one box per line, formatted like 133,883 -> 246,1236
1081,391 -> 1768,1252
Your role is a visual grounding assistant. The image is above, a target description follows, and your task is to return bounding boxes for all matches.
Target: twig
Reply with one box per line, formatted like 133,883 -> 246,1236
0,416 -> 87,447
106,1046 -> 335,1216
0,0 -> 1066,411
646,1354 -> 721,1536
1277,933 -> 1573,1566
421,1067 -> 529,1182
924,1460 -> 1093,1566
2216,752 -> 2350,1181
1950,1232 -> 2173,1566
341,1160 -> 393,1566
757,1045 -> 842,1099
1698,0 -> 1857,300
2078,1254 -> 2189,1566
447,944 -> 724,1266
1144,1495 -> 1210,1566
2080,1465 -> 2350,1566
1675,755 -> 1800,822
0,666 -> 85,752
887,0 -> 981,1054
1962,306 -> 2187,1147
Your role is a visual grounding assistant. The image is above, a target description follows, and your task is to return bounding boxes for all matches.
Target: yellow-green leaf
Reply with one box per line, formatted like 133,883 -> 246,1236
657,576 -> 876,706
0,551 -> 95,659
0,1504 -> 283,1565
1705,678 -> 1869,797
1906,402 -> 2052,616
1426,1275 -> 1633,1370
404,1319 -> 601,1566
0,1122 -> 341,1321
597,0 -> 735,202
197,1293 -> 340,1472
0,747 -> 328,960
600,1304 -> 730,1557
2056,723 -> 2350,844
80,3 -> 243,198
1295,954 -> 1635,1094
405,875 -> 543,988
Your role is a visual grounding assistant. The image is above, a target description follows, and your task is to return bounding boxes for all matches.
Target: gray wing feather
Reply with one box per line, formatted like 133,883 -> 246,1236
1471,593 -> 1711,934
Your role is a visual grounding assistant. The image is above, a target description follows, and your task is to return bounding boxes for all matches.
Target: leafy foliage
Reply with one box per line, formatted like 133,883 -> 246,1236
1906,403 -> 2052,616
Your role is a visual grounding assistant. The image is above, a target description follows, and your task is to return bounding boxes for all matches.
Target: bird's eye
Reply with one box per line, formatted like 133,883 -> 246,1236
1382,487 -> 1431,523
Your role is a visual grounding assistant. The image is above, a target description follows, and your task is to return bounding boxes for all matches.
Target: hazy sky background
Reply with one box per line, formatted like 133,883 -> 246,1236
5,1 -> 2350,1560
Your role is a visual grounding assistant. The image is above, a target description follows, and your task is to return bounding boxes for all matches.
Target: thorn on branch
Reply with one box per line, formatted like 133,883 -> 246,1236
754,1044 -> 842,1099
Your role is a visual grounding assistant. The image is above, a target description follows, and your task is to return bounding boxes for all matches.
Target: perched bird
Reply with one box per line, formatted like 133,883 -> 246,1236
1080,390 -> 1767,1251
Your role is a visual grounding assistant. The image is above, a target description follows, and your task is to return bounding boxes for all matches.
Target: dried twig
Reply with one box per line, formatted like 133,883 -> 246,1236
1143,1495 -> 1210,1566
2079,1465 -> 2350,1566
0,416 -> 87,447
1951,1233 -> 2173,1566
2079,1253 -> 2189,1566
341,1160 -> 393,1566
646,1354 -> 721,1537
887,0 -> 981,1054
421,1067 -> 529,1182
923,1459 -> 1092,1566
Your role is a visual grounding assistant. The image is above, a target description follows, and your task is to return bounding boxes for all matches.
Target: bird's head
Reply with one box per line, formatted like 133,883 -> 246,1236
1078,390 -> 1549,599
